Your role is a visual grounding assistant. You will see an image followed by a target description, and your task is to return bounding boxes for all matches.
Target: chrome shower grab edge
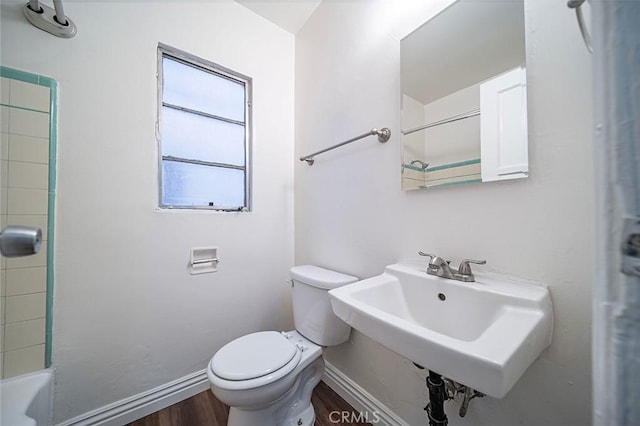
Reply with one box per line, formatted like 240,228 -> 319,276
568,0 -> 593,54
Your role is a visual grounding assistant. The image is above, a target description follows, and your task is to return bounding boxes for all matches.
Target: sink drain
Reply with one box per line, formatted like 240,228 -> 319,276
438,293 -> 446,301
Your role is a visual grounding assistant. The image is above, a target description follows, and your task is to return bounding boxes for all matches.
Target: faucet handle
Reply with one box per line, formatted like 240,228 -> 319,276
418,251 -> 437,261
458,259 -> 487,275
419,252 -> 446,265
419,252 -> 450,273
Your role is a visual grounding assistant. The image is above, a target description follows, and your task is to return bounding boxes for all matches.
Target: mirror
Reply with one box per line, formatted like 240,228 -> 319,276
401,0 -> 527,190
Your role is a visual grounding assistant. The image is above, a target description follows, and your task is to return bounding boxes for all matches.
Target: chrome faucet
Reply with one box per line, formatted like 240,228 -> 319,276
418,252 -> 486,282
410,160 -> 429,170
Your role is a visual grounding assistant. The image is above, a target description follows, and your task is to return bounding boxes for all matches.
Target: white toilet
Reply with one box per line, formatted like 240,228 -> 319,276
207,265 -> 358,426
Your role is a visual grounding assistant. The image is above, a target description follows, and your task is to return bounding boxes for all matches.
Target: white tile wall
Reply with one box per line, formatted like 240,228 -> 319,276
9,108 -> 49,138
0,188 -> 6,215
9,134 -> 49,164
401,168 -> 426,191
0,77 -> 10,104
0,159 -> 7,188
3,318 -> 45,351
1,76 -> 51,379
0,133 -> 8,160
0,327 -> 4,379
7,188 -> 48,214
424,168 -> 448,183
6,267 -> 46,296
3,344 -> 44,378
401,180 -> 423,191
424,163 -> 482,186
10,80 -> 50,112
8,161 -> 48,189
5,245 -> 47,269
403,168 -> 424,181
5,292 -> 46,323
0,107 -> 8,133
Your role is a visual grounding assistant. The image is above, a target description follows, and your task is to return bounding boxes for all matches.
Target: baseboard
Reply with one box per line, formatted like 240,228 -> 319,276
322,361 -> 408,426
55,362 -> 406,426
56,369 -> 209,426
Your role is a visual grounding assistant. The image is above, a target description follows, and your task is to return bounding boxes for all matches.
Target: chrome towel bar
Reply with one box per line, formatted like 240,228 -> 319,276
300,127 -> 391,166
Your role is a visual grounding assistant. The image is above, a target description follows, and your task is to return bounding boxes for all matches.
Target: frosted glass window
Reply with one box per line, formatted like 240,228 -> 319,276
161,107 -> 245,166
163,57 -> 245,122
162,161 -> 245,208
158,44 -> 251,210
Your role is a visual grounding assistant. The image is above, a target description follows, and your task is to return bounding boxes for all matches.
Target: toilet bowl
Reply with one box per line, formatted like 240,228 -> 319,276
207,265 -> 358,426
208,331 -> 323,426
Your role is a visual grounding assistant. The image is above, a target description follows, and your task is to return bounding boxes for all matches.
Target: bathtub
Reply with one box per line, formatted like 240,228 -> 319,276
0,369 -> 53,426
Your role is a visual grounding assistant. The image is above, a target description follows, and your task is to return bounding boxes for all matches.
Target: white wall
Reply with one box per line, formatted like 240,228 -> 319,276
295,0 -> 593,424
423,83 -> 480,165
1,1 -> 295,423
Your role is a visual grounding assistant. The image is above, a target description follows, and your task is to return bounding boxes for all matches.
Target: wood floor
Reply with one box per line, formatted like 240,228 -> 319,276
128,381 -> 371,426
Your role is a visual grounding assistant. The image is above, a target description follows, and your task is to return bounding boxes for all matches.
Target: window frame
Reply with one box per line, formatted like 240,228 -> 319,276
157,43 -> 253,211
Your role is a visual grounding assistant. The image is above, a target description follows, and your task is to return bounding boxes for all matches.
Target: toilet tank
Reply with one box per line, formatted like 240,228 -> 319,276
290,265 -> 358,346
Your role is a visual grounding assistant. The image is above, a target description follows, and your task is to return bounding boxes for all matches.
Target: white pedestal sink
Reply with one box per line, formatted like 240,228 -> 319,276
328,262 -> 553,398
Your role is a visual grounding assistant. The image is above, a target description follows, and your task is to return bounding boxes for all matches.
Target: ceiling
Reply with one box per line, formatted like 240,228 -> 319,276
235,0 -> 321,34
234,0 -> 456,39
235,0 -> 525,106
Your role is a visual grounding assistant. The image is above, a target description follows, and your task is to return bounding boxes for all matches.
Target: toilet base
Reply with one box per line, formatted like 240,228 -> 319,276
228,401 -> 315,426
224,357 -> 324,426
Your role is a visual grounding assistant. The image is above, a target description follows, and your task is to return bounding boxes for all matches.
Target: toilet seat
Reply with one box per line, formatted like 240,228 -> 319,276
209,331 -> 302,391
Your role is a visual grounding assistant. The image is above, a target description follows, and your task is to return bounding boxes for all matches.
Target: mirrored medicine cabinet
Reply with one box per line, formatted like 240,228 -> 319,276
401,0 -> 528,191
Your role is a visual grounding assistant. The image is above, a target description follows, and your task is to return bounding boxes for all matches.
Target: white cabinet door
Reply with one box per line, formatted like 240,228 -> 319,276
480,67 -> 528,182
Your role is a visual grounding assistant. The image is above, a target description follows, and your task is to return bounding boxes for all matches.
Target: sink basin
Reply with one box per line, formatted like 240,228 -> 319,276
328,262 -> 553,398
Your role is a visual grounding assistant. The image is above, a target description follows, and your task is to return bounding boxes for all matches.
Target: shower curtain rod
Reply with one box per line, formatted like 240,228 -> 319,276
300,127 -> 391,166
402,109 -> 480,136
